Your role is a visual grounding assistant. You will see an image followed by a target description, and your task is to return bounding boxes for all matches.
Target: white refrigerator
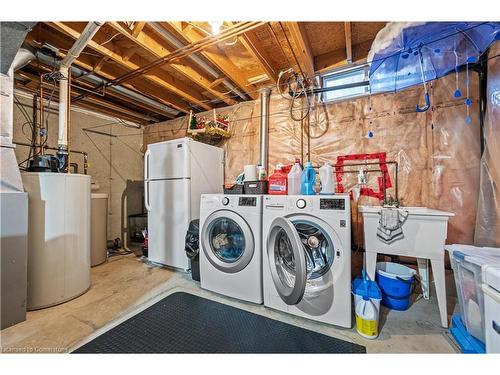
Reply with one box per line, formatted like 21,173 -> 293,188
144,137 -> 224,270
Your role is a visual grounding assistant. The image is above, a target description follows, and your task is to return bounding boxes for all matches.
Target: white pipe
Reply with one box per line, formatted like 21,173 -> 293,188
58,22 -> 102,153
61,22 -> 103,69
259,87 -> 271,171
57,65 -> 69,147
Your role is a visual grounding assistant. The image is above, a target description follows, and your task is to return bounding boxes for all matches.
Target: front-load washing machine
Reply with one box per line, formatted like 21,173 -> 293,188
262,195 -> 352,327
200,194 -> 263,304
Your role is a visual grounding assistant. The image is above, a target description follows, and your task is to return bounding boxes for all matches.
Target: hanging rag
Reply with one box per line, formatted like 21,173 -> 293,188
377,208 -> 409,244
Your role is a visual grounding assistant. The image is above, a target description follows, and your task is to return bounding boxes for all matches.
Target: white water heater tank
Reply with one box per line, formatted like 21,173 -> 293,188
22,172 -> 91,310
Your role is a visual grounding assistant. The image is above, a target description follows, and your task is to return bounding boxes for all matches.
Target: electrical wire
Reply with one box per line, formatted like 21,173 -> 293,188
99,32 -> 121,46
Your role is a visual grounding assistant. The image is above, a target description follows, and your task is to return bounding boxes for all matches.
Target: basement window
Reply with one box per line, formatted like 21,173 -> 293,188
322,65 -> 370,102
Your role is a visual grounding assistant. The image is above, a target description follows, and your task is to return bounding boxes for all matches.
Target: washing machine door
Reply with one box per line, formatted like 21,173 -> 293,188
201,210 -> 254,273
267,217 -> 307,305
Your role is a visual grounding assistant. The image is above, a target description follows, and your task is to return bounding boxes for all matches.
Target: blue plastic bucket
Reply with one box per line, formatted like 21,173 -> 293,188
375,262 -> 417,311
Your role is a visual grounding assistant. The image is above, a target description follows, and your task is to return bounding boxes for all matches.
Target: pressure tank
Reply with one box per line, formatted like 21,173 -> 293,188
21,172 -> 91,310
91,193 -> 108,266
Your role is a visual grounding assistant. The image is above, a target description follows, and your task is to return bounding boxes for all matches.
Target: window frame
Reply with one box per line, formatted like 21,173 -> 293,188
321,64 -> 370,103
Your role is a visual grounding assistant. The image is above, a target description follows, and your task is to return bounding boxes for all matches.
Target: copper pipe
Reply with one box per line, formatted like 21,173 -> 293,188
14,141 -> 88,175
109,22 -> 265,86
69,21 -> 265,104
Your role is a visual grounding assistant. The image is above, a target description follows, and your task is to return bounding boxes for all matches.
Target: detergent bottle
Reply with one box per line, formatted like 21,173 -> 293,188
300,162 -> 316,195
319,162 -> 334,195
287,158 -> 302,195
268,164 -> 288,195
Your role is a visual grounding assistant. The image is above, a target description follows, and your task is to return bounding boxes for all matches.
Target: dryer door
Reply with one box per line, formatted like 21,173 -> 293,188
267,217 -> 307,305
201,210 -> 254,273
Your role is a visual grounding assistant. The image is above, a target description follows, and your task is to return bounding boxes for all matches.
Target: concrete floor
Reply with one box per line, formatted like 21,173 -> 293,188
0,253 -> 460,353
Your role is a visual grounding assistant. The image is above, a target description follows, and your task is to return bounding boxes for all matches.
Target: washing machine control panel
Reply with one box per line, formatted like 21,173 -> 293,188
239,197 -> 257,207
296,199 -> 307,209
320,198 -> 346,210
222,197 -> 230,206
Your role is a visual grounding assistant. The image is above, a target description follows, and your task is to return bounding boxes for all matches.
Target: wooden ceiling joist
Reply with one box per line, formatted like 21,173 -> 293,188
285,22 -> 315,79
107,22 -> 237,106
24,32 -> 181,118
344,22 -> 352,63
47,22 -> 210,113
314,39 -> 374,74
17,21 -> 386,121
132,21 -> 146,37
226,22 -> 276,84
166,22 -> 259,100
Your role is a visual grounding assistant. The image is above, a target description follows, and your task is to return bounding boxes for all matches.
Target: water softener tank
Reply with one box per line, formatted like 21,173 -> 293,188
22,172 -> 91,310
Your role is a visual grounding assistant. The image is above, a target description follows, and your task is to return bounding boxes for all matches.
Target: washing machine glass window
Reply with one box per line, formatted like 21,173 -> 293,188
293,220 -> 334,279
201,210 -> 255,274
268,217 -> 307,305
209,217 -> 245,263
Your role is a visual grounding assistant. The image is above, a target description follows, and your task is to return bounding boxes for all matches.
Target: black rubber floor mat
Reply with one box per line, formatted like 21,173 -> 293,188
73,292 -> 365,353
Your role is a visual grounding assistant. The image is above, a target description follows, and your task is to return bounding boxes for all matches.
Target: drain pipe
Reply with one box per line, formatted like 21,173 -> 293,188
57,21 -> 102,172
259,87 -> 271,172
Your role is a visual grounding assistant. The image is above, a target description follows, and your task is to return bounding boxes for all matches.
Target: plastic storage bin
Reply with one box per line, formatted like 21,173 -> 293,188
244,181 -> 268,194
447,245 -> 500,325
482,266 -> 500,353
452,252 -> 500,343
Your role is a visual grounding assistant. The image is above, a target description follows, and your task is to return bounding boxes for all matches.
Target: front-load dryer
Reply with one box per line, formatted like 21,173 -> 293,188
200,194 -> 263,304
262,195 -> 352,327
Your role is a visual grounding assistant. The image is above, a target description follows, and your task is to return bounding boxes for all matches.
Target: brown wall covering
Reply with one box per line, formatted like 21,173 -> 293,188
475,43 -> 500,247
144,71 -> 482,245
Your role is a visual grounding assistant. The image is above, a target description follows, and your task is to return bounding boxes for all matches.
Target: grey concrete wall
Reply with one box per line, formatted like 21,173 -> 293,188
12,92 -> 144,241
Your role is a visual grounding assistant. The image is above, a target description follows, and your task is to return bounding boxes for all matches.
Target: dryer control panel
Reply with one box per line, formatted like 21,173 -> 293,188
239,197 -> 257,207
319,198 -> 345,210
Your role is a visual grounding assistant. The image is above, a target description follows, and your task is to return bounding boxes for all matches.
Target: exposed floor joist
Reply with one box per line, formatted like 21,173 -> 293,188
285,22 -> 315,79
48,22 -> 209,112
344,22 -> 352,63
165,22 -> 259,100
107,22 -> 237,106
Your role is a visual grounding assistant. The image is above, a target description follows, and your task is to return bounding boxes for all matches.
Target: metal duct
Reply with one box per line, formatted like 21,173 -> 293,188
35,51 -> 180,117
259,87 -> 271,172
0,22 -> 37,74
57,22 -> 102,171
1,47 -> 35,192
149,22 -> 248,101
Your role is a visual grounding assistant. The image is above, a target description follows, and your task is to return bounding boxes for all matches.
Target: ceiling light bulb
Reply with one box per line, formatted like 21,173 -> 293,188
209,21 -> 224,35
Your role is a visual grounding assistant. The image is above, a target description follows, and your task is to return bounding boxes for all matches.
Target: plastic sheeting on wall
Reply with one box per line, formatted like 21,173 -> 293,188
143,70 -> 482,246
475,43 -> 500,247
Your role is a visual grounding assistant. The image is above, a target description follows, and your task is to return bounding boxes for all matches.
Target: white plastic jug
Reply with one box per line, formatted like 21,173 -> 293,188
287,161 -> 302,195
319,162 -> 334,194
354,297 -> 380,339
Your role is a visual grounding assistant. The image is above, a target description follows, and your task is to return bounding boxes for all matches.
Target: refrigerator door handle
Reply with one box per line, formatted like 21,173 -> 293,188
144,180 -> 151,212
144,149 -> 151,180
144,149 -> 151,212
